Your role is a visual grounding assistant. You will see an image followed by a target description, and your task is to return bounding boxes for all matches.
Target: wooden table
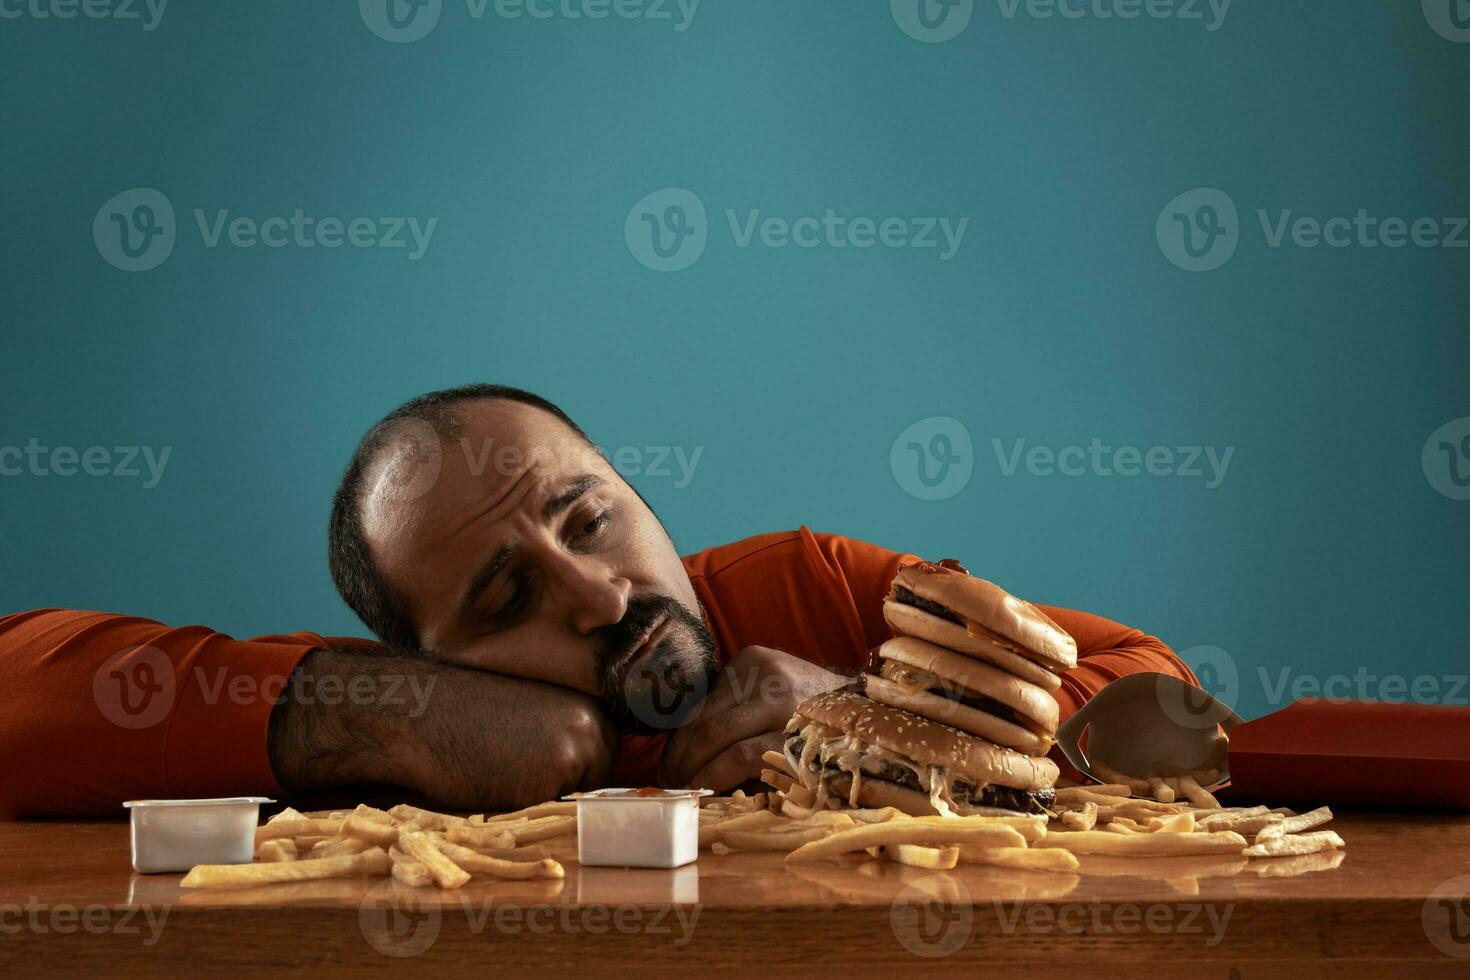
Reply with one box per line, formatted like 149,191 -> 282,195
2,812 -> 1468,977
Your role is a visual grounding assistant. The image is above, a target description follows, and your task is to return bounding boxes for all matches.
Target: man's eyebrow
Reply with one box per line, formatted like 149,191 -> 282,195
457,475 -> 606,620
459,544 -> 515,620
542,474 -> 607,521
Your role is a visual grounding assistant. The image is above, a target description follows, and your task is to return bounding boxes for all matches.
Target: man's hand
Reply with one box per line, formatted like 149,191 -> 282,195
655,645 -> 849,791
268,646 -> 615,810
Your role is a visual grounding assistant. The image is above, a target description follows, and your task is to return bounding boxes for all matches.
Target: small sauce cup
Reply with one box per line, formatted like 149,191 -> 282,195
564,788 -> 712,869
124,797 -> 273,874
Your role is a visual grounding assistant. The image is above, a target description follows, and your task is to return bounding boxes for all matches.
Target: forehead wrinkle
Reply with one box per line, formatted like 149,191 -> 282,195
445,461 -> 542,540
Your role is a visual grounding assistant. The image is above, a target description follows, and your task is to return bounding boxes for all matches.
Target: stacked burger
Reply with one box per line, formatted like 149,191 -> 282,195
783,560 -> 1078,816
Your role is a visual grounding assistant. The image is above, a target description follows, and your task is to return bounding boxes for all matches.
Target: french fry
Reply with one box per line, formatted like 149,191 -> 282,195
387,804 -> 463,830
267,807 -> 305,824
787,818 -> 1027,861
446,823 -> 517,850
1036,830 -> 1248,857
353,803 -> 394,822
391,859 -> 432,888
722,829 -> 830,851
848,807 -> 903,825
1200,813 -> 1282,836
1148,778 -> 1176,803
1147,812 -> 1197,834
784,781 -> 817,809
1108,816 -> 1150,833
710,841 -> 733,855
763,769 -> 796,794
182,847 -> 390,888
1088,762 -> 1152,796
400,831 -> 471,889
1061,788 -> 1134,807
484,801 -> 577,824
255,839 -> 297,863
291,835 -> 331,851
1176,774 -> 1219,808
509,815 -> 578,844
1258,806 -> 1333,839
1055,785 -> 1132,804
1060,802 -> 1097,832
699,809 -> 781,846
762,750 -> 797,778
435,840 -> 565,880
308,836 -> 373,859
254,818 -> 344,843
904,814 -> 1048,843
879,844 -> 958,870
340,812 -> 401,848
1243,830 -> 1343,859
958,846 -> 1081,872
1105,822 -> 1140,835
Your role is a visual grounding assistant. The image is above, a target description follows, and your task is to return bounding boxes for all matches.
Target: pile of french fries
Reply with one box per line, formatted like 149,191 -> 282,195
180,802 -> 575,890
178,760 -> 1344,889
753,749 -> 1345,870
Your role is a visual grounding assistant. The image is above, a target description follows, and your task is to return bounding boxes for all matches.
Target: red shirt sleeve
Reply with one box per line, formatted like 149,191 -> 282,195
0,608 -> 329,818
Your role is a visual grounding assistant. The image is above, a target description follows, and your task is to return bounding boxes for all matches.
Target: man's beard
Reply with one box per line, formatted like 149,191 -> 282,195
594,593 -> 718,736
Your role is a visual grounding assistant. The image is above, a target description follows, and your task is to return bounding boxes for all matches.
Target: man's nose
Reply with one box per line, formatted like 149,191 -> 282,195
554,557 -> 631,635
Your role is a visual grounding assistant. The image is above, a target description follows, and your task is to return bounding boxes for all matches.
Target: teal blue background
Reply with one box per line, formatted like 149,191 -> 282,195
2,1 -> 1467,720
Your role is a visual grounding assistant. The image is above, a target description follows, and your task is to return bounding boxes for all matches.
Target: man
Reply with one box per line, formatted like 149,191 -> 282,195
0,384 -> 1194,818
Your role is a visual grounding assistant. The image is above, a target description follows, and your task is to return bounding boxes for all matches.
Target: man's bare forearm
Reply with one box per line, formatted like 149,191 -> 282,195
267,645 -> 616,809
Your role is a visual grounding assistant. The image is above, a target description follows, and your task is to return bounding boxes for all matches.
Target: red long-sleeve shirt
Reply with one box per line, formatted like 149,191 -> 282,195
0,527 -> 1194,817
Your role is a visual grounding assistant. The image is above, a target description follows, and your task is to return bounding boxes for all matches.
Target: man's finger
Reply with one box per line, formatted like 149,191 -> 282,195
687,733 -> 784,793
658,696 -> 780,787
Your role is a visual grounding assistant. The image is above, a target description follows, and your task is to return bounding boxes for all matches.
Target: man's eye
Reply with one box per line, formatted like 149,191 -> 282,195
574,510 -> 612,543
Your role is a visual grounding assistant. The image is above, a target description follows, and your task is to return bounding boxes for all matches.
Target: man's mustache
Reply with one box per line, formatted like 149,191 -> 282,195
593,594 -> 686,689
